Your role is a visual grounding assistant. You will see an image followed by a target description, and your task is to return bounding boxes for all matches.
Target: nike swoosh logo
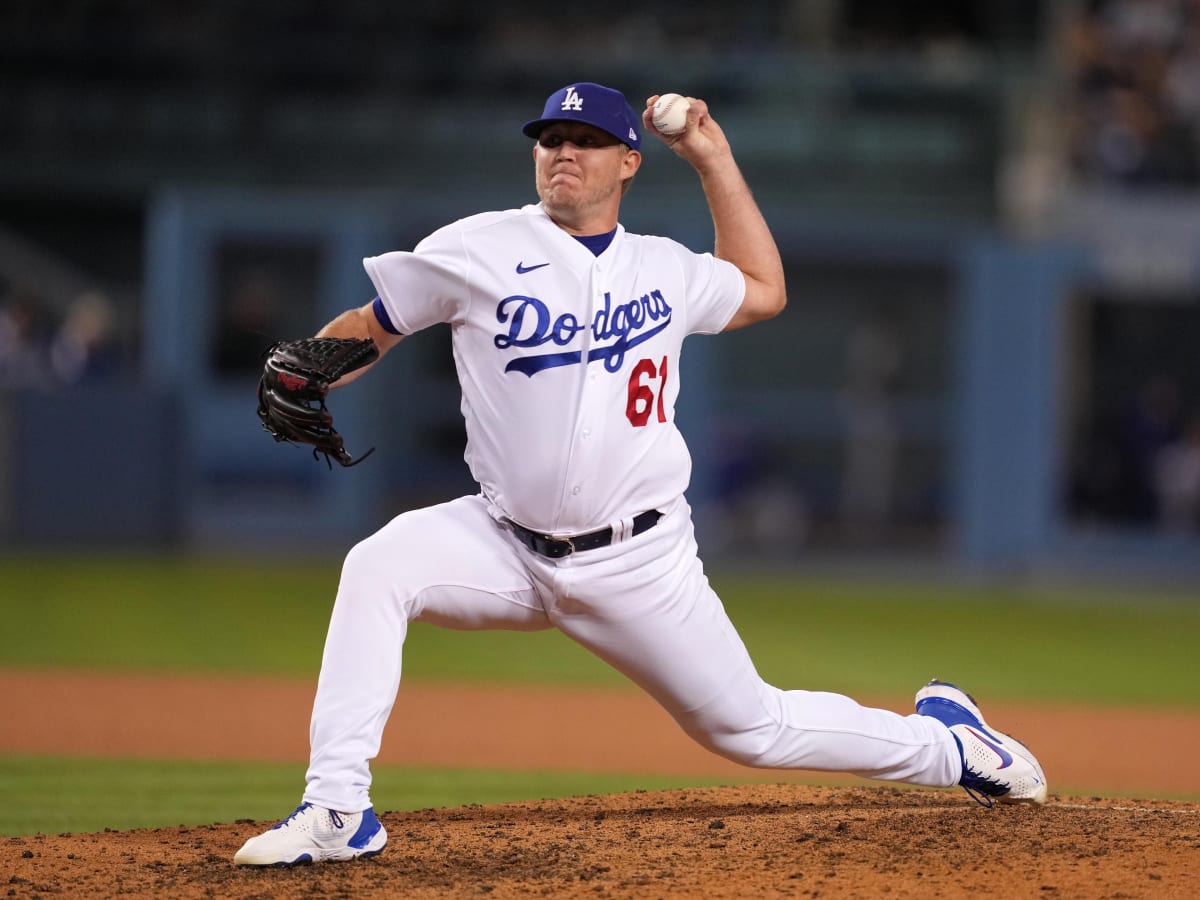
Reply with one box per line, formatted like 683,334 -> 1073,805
516,261 -> 550,274
965,726 -> 1014,769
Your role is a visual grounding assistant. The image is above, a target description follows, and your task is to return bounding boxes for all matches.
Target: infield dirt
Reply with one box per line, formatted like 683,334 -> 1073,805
3,670 -> 1199,898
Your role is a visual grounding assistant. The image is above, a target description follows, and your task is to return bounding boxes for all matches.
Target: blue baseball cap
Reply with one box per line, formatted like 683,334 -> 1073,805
522,82 -> 641,150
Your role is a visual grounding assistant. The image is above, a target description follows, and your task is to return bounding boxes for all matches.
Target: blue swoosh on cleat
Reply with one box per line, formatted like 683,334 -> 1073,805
965,726 -> 1013,769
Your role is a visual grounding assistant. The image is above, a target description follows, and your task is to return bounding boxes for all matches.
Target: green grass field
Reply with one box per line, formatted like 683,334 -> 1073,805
2,553 -> 1197,835
0,755 -> 747,837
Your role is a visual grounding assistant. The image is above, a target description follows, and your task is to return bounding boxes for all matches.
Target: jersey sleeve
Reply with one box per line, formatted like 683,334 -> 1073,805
670,243 -> 746,335
363,224 -> 469,334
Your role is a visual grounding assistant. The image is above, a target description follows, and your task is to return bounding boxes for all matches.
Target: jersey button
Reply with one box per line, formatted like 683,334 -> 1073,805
582,428 -> 591,439
571,485 -> 581,495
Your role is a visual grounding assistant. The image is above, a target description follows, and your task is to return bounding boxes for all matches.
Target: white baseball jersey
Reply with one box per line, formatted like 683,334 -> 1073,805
364,203 -> 744,535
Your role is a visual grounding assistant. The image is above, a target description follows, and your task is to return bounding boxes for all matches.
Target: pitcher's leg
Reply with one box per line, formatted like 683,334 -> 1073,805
563,582 -> 959,786
678,661 -> 961,786
549,510 -> 960,789
644,566 -> 958,783
304,496 -> 547,811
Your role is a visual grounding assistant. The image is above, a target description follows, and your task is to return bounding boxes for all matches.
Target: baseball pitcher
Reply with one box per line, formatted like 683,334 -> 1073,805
239,83 -> 1046,866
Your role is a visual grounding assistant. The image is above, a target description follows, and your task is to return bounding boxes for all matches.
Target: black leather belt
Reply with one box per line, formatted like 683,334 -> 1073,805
506,510 -> 663,558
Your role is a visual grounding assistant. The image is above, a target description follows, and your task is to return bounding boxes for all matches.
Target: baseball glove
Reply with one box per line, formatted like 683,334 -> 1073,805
257,337 -> 380,467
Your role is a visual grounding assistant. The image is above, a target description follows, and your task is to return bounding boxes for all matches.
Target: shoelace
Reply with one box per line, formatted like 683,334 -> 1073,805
961,781 -> 996,808
273,803 -> 310,830
273,803 -> 349,829
960,766 -> 1012,808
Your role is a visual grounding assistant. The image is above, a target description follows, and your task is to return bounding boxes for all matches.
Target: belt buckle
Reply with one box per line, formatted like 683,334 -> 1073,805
546,535 -> 575,558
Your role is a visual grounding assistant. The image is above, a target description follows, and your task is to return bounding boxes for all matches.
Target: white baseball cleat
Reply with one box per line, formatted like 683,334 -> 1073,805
233,802 -> 387,866
915,679 -> 1048,807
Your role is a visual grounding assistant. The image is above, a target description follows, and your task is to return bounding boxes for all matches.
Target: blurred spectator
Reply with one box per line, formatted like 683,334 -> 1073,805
1164,12 -> 1200,138
1154,414 -> 1200,531
1107,0 -> 1182,48
1063,0 -> 1200,187
0,289 -> 53,389
49,291 -> 123,384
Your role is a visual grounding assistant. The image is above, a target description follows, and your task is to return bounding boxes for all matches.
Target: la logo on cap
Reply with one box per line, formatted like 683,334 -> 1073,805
523,82 -> 641,150
561,86 -> 584,111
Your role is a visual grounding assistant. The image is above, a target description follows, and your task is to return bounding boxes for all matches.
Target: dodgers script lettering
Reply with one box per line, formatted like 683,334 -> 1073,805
494,290 -> 672,377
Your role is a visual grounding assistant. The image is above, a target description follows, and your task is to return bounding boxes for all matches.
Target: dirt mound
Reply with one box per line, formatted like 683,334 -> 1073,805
6,785 -> 1198,899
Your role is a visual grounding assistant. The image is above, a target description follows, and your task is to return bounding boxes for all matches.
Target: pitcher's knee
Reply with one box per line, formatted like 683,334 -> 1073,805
336,535 -> 423,617
340,536 -> 391,589
680,718 -> 782,768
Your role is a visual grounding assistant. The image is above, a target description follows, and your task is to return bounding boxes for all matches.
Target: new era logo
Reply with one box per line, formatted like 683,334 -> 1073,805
561,86 -> 584,111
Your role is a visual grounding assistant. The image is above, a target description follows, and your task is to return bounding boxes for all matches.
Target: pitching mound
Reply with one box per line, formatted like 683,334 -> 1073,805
7,784 -> 1197,898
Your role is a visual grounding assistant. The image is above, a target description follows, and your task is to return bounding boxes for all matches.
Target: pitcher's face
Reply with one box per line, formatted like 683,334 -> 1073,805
533,124 -> 639,229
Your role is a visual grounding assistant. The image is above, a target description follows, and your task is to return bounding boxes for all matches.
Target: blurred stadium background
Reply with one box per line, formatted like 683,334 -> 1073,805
2,0 -> 1199,581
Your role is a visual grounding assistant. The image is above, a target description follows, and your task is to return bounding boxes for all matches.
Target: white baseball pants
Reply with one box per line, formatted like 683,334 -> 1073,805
303,494 -> 960,812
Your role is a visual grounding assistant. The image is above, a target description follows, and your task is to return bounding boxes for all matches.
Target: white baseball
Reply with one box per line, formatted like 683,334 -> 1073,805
652,93 -> 690,135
